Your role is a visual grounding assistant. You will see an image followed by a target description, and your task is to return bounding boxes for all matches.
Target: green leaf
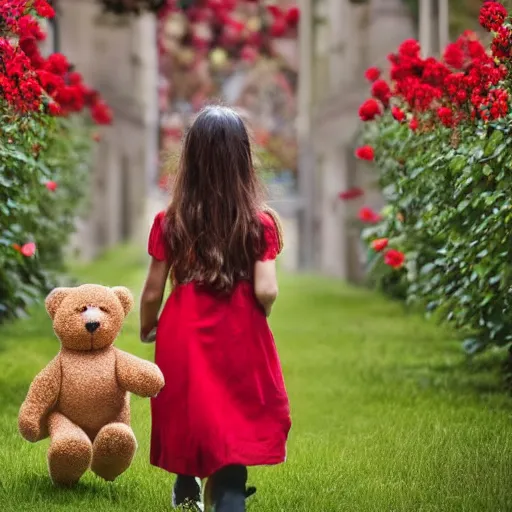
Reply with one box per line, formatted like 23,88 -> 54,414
489,275 -> 501,285
484,129 -> 504,156
463,338 -> 486,355
457,199 -> 470,212
449,155 -> 466,173
482,164 -> 493,176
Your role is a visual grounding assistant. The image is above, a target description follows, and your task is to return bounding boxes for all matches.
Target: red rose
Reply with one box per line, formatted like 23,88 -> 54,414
398,39 -> 421,58
90,101 -> 113,125
409,117 -> 419,131
270,17 -> 287,37
19,242 -> 37,257
34,0 -> 55,18
371,238 -> 388,252
37,69 -> 65,94
226,17 -> 245,33
479,1 -> 508,32
384,249 -> 405,269
359,98 -> 382,121
240,45 -> 258,63
358,206 -> 381,224
491,25 -> 512,58
267,5 -> 283,17
247,31 -> 263,47
45,180 -> 57,192
437,106 -> 453,127
392,106 -> 405,122
44,53 -> 70,75
285,6 -> 300,26
364,67 -> 381,82
456,89 -> 468,103
68,71 -> 83,85
48,102 -> 61,116
364,67 -> 380,82
371,80 -> 391,107
17,15 -> 46,41
338,187 -> 364,200
355,145 -> 375,161
443,42 -> 465,69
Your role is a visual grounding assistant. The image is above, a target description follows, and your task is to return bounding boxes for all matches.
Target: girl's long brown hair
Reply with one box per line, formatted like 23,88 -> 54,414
164,106 -> 265,293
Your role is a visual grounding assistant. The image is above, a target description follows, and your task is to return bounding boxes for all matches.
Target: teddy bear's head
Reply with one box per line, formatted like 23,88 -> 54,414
45,284 -> 134,351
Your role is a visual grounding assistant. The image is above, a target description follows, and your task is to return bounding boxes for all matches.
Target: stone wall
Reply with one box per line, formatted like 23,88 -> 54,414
298,0 -> 414,281
58,1 -> 159,260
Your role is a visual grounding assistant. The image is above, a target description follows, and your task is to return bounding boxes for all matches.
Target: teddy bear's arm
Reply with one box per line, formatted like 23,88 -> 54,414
18,356 -> 61,443
115,349 -> 165,398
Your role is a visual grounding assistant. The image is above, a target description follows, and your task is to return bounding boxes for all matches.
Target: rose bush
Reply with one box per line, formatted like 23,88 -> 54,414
158,0 -> 299,65
347,1 -> 512,354
157,1 -> 299,186
0,1 -> 112,321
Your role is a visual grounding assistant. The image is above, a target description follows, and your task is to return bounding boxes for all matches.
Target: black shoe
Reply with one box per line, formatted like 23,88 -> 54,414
245,486 -> 256,499
204,466 -> 255,512
204,484 -> 256,511
215,489 -> 246,512
173,476 -> 203,511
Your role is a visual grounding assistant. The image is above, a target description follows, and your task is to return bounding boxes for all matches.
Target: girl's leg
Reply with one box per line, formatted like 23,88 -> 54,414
204,465 -> 249,512
173,474 -> 203,509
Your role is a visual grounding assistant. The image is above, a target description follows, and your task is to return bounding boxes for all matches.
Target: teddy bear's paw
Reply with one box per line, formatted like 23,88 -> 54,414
48,436 -> 93,486
91,423 -> 137,481
18,418 -> 42,443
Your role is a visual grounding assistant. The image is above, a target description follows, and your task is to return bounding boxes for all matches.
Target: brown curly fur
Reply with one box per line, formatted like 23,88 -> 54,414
18,284 -> 165,486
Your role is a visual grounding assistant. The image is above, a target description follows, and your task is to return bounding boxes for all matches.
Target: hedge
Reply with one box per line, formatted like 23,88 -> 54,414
0,1 -> 111,320
348,1 -> 512,354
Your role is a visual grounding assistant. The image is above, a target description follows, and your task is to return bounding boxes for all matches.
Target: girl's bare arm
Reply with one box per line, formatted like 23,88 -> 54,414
140,257 -> 170,340
254,259 -> 279,317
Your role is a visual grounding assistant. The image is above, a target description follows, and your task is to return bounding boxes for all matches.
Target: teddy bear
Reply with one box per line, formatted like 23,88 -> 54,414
18,284 -> 165,486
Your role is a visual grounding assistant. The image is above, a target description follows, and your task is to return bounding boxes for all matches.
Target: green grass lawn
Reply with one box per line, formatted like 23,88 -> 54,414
1,247 -> 512,511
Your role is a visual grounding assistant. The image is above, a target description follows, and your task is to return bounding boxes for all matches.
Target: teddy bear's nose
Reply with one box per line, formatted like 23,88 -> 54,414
85,322 -> 100,334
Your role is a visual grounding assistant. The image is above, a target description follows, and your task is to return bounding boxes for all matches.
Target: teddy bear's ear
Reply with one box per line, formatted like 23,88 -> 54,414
112,287 -> 134,316
45,287 -> 72,320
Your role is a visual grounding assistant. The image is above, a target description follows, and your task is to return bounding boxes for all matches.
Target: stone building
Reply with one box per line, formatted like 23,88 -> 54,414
46,0 -> 418,275
155,3 -> 300,271
50,1 -> 300,263
297,0 -> 415,280
49,2 -> 159,260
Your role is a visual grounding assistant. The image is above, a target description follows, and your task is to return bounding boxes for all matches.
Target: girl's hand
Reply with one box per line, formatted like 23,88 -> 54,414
140,257 -> 169,344
140,327 -> 157,343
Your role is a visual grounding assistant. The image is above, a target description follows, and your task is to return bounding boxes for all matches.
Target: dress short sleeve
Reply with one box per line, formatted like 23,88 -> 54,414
259,208 -> 284,261
148,211 -> 167,261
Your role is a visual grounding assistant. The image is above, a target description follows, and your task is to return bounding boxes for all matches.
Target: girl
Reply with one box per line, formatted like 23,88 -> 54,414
139,106 -> 291,511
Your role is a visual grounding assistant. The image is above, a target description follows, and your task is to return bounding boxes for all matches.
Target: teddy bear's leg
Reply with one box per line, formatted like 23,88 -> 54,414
91,422 -> 137,482
47,412 -> 92,486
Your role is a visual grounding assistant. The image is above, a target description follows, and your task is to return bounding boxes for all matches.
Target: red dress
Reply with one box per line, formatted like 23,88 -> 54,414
148,210 -> 291,479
